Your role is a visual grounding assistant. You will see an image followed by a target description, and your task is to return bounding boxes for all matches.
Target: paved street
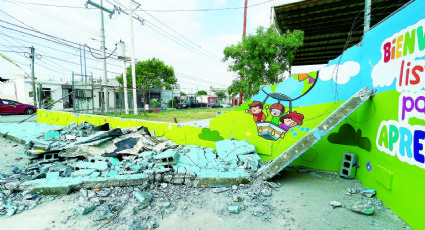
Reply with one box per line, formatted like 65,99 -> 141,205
0,114 -> 37,123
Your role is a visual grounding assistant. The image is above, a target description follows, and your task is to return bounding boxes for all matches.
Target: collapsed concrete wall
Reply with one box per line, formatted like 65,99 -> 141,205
0,122 -> 262,195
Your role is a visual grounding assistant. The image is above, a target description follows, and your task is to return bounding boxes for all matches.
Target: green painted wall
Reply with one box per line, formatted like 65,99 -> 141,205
291,90 -> 425,230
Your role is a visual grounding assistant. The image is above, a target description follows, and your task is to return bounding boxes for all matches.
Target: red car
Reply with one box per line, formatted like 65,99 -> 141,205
0,99 -> 37,115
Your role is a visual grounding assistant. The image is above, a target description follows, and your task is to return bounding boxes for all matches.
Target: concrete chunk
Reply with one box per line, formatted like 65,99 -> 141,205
45,131 -> 60,139
135,191 -> 152,205
73,161 -> 109,171
74,199 -> 96,215
228,206 -> 240,214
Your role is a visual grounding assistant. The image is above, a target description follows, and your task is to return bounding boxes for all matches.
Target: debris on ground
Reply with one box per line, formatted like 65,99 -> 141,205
350,201 -> 375,215
0,122 -> 399,229
0,121 -> 273,228
330,201 -> 342,208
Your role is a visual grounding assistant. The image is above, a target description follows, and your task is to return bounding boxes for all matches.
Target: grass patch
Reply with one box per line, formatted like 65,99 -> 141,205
106,107 -> 236,123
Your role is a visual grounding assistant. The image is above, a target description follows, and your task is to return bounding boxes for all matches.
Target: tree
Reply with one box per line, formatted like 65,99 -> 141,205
117,57 -> 177,115
180,92 -> 187,96
223,24 -> 304,100
197,90 -> 208,96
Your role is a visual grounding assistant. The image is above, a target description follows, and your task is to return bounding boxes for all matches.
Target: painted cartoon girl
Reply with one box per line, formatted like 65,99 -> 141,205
279,111 -> 304,138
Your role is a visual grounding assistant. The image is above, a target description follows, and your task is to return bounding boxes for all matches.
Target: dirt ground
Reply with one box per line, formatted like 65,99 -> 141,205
0,137 -> 411,230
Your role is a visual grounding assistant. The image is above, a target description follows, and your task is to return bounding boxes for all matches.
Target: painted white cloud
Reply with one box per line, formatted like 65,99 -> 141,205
371,18 -> 425,88
319,61 -> 360,84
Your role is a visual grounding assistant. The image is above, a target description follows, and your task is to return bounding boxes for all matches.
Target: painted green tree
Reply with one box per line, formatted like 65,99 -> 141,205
116,57 -> 177,115
223,24 -> 304,100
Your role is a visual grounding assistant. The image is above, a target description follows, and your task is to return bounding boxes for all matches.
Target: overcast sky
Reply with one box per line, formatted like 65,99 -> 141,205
0,0 -> 321,93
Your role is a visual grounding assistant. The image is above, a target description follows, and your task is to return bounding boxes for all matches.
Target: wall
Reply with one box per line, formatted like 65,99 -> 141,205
0,82 -> 18,101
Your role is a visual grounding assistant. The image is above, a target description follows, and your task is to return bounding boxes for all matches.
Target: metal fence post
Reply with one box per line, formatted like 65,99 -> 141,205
91,73 -> 95,114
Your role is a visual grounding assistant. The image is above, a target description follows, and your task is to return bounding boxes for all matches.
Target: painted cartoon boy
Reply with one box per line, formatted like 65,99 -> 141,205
279,111 -> 304,138
245,101 -> 266,123
265,103 -> 286,125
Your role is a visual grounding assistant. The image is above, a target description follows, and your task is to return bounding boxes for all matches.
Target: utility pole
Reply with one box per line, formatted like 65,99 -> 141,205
86,0 -> 115,114
239,0 -> 248,106
118,41 -> 129,115
84,44 -> 88,84
30,46 -> 36,107
364,0 -> 371,34
129,0 -> 138,115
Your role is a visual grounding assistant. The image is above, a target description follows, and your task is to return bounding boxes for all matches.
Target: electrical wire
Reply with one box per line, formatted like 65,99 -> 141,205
117,0 -> 221,61
0,19 -> 111,58
111,0 -> 222,64
135,0 -> 274,12
1,0 -> 95,9
176,72 -> 228,87
86,43 -> 118,59
0,31 -> 123,68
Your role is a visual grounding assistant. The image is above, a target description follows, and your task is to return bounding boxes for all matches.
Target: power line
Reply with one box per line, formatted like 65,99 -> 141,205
1,0 -> 95,9
3,0 -> 274,12
0,9 -> 39,33
113,0 -> 220,61
0,20 -> 120,60
0,30 -> 123,68
111,1 -> 221,64
42,54 -> 121,75
136,0 -> 274,12
176,72 -> 228,87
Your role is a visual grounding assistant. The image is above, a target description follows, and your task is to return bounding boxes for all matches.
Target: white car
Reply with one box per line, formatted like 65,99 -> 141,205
220,103 -> 234,108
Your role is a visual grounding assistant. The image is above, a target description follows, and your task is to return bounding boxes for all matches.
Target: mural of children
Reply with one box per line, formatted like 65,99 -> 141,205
279,111 -> 304,138
245,101 -> 266,122
265,103 -> 286,125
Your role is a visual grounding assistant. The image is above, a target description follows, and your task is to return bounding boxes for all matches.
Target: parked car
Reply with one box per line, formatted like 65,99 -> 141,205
176,99 -> 204,109
207,103 -> 222,108
220,103 -> 234,108
0,99 -> 37,115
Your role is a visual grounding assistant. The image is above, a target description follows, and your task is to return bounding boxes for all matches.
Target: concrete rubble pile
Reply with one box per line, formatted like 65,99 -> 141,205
1,121 -> 277,226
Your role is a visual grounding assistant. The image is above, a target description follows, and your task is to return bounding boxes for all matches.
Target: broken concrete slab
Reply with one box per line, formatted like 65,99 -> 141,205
46,172 -> 60,180
0,122 -> 62,147
19,173 -> 149,195
73,161 -> 109,171
71,169 -> 96,177
71,128 -> 123,146
194,169 -> 251,187
215,139 -> 256,162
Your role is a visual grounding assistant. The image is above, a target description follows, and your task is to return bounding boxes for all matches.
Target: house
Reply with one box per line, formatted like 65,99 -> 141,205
0,74 -> 182,112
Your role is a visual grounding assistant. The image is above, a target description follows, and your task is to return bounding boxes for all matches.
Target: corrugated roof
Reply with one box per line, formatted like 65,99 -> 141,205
274,0 -> 412,66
